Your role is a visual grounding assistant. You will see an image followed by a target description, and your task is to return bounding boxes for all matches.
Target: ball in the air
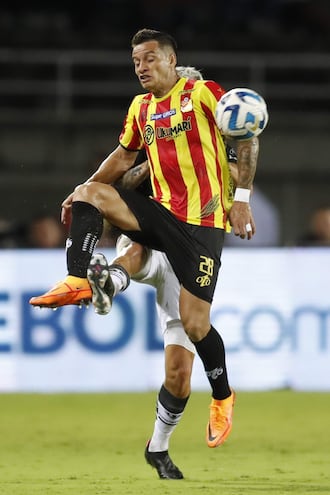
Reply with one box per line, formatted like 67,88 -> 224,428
215,87 -> 269,140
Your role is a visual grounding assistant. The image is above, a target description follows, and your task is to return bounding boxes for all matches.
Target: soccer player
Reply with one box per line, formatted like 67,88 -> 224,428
30,28 -> 259,474
97,235 -> 193,479
87,65 -> 241,480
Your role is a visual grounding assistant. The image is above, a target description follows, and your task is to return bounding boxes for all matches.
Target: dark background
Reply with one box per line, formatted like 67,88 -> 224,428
0,0 -> 330,246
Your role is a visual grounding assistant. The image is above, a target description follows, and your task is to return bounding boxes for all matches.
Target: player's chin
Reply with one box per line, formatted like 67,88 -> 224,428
139,78 -> 152,90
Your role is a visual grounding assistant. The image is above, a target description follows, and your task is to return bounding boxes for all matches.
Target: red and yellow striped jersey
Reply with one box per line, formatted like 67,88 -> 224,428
119,77 -> 234,230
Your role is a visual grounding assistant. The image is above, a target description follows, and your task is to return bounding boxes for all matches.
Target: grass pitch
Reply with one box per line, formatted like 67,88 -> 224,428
0,391 -> 329,495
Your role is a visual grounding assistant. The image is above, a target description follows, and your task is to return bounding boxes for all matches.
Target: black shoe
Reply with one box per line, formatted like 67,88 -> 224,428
144,440 -> 184,480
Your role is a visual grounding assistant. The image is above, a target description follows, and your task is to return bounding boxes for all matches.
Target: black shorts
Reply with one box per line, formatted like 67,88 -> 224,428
115,186 -> 225,303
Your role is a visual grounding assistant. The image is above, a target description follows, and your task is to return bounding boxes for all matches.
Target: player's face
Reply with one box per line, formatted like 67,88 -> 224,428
132,40 -> 177,97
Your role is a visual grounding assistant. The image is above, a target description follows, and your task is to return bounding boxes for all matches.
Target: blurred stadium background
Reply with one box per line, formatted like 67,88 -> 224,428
0,0 -> 330,245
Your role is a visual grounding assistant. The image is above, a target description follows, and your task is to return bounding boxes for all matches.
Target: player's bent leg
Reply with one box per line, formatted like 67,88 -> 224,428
116,234 -> 134,255
73,182 -> 141,232
30,183 -> 138,309
115,236 -> 149,276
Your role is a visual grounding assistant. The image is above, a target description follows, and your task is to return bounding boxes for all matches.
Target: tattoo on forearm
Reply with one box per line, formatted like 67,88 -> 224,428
118,162 -> 150,190
237,137 -> 259,188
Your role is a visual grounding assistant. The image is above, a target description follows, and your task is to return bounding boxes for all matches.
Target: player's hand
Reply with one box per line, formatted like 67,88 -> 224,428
229,201 -> 256,239
61,192 -> 74,226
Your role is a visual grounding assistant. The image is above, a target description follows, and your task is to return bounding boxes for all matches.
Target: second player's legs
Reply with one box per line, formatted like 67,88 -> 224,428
114,238 -> 149,275
149,344 -> 193,451
164,344 -> 194,398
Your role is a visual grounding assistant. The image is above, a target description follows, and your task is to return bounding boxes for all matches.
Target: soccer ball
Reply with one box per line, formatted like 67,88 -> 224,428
215,88 -> 269,140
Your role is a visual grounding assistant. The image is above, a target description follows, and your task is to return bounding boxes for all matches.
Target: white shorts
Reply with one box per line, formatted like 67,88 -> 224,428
116,235 -> 195,354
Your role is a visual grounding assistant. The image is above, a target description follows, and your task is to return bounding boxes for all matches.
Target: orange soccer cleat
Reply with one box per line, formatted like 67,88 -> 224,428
206,390 -> 236,448
29,275 -> 92,308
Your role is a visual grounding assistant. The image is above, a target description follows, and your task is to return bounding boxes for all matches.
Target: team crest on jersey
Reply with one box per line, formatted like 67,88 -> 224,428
181,96 -> 193,112
143,124 -> 154,145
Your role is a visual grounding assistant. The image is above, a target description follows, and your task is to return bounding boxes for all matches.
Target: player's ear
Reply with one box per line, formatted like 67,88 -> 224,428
169,52 -> 177,67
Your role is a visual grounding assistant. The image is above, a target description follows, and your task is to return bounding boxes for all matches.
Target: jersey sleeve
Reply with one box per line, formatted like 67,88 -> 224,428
198,80 -> 226,125
119,96 -> 145,151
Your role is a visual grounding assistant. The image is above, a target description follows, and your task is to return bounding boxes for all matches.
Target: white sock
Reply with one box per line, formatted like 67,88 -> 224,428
109,265 -> 129,296
148,400 -> 184,452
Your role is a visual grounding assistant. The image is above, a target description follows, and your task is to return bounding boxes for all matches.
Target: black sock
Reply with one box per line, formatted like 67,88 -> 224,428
66,201 -> 104,277
193,326 -> 231,400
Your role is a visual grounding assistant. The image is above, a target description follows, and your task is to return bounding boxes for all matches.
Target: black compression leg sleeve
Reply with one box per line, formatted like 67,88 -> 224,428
66,201 -> 104,277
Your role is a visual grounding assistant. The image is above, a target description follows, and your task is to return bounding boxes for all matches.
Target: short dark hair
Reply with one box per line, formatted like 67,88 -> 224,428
131,28 -> 178,56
